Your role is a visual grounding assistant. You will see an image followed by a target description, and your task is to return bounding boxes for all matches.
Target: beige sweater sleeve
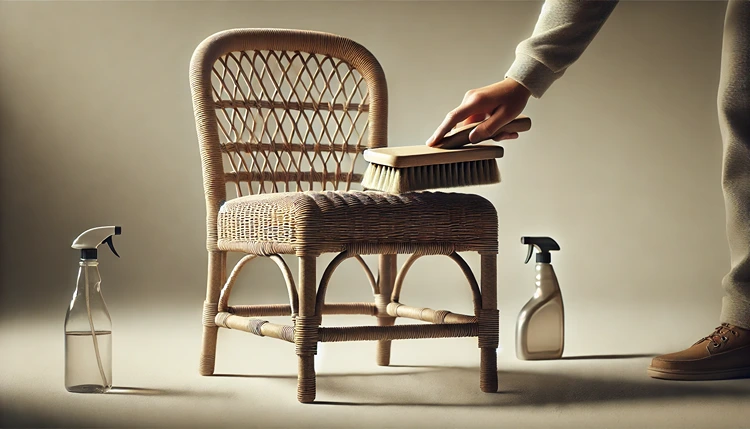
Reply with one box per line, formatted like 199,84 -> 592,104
506,0 -> 619,98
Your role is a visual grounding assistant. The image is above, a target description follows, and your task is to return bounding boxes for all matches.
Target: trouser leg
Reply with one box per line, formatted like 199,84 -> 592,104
718,0 -> 750,329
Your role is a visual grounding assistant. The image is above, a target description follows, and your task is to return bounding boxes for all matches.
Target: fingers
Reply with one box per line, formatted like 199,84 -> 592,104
468,108 -> 515,143
426,79 -> 530,146
492,132 -> 519,142
426,104 -> 475,146
460,113 -> 489,128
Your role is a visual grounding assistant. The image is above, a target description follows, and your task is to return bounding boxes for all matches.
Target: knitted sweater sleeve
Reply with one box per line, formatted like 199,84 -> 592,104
505,0 -> 619,98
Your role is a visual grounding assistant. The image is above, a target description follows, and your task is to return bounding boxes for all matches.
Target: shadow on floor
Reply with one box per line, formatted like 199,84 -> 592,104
108,387 -> 170,395
389,364 -> 457,369
560,353 -> 659,360
212,368 -> 437,379
212,353 -> 658,380
107,386 -> 228,398
200,354 -> 750,407
307,358 -> 750,407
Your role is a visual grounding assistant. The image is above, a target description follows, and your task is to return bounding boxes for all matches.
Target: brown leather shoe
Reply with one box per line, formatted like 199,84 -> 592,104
647,323 -> 750,380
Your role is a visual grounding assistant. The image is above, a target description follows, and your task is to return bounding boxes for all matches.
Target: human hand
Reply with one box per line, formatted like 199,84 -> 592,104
426,78 -> 532,147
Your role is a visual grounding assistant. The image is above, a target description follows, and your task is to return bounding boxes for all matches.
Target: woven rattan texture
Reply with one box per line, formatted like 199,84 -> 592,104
192,29 -> 387,198
191,28 -> 389,251
217,190 -> 498,255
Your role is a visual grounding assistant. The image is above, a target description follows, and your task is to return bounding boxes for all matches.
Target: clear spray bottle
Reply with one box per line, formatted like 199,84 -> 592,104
64,226 -> 121,393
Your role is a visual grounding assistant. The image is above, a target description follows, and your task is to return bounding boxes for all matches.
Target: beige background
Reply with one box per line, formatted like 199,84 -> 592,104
2,1 -> 746,427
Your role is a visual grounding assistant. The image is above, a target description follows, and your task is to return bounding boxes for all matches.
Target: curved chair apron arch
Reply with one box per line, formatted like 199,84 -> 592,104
218,254 -> 300,315
315,251 -> 378,315
392,252 -> 482,314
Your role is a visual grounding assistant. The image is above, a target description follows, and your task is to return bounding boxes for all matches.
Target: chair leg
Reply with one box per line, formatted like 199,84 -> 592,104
296,255 -> 320,403
479,254 -> 499,393
200,250 -> 225,376
375,254 -> 397,366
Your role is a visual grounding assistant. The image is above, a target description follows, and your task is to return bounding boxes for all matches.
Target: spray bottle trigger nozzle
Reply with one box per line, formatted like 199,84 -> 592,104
104,236 -> 120,258
524,245 -> 534,264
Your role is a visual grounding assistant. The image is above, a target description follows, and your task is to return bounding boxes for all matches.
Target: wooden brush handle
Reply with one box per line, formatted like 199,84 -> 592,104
364,144 -> 504,168
433,116 -> 532,149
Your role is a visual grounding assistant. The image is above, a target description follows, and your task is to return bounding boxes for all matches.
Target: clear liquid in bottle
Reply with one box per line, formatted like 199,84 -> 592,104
64,260 -> 112,393
65,331 -> 112,393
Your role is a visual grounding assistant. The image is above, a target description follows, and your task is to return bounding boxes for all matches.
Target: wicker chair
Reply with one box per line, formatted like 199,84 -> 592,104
189,28 -> 499,403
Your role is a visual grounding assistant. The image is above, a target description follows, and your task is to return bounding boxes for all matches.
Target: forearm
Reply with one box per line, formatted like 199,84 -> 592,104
506,0 -> 619,98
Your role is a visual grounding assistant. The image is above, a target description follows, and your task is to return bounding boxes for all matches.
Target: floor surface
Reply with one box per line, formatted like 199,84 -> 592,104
3,312 -> 750,428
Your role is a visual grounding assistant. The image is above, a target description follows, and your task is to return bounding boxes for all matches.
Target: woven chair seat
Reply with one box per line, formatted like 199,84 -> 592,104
217,191 -> 498,256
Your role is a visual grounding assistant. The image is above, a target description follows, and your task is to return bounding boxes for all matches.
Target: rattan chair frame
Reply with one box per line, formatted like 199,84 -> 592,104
190,28 -> 499,403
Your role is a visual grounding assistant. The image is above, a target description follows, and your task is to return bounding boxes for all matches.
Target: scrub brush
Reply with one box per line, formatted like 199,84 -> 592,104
361,116 -> 531,193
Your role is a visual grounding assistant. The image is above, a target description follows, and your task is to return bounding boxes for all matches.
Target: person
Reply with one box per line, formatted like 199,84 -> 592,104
427,0 -> 750,380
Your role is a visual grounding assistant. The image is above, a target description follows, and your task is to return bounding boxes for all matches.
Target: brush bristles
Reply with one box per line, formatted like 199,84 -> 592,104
362,159 -> 500,193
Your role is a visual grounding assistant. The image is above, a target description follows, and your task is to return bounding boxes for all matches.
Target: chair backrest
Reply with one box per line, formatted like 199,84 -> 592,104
190,29 -> 388,208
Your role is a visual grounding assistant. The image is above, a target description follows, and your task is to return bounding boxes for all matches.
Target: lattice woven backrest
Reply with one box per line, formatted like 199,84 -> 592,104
190,29 -> 388,201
